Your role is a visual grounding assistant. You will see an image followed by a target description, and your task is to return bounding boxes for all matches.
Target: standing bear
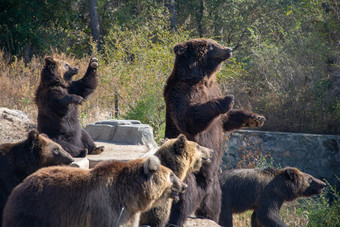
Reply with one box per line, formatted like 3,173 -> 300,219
3,156 -> 187,227
164,38 -> 266,225
35,56 -> 104,157
219,167 -> 326,227
140,134 -> 213,227
0,130 -> 74,225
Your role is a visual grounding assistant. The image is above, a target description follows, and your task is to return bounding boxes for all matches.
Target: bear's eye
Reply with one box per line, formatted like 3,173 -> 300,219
308,177 -> 313,184
52,147 -> 60,155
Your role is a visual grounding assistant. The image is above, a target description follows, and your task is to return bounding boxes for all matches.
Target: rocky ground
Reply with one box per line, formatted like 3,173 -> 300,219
0,108 -> 36,144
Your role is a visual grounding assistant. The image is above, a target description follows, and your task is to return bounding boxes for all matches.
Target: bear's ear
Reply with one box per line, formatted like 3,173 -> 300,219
27,130 -> 39,142
174,44 -> 187,55
44,56 -> 55,65
144,156 -> 160,176
174,134 -> 186,155
285,168 -> 297,181
159,138 -> 170,145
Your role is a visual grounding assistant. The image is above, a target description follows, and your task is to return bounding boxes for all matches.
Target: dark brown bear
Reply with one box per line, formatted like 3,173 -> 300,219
35,56 -> 104,157
164,38 -> 266,225
0,130 -> 74,225
3,156 -> 187,227
219,167 -> 326,227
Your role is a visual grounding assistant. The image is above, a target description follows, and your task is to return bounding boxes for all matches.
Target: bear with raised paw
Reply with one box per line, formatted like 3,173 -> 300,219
35,56 -> 104,157
164,38 -> 265,225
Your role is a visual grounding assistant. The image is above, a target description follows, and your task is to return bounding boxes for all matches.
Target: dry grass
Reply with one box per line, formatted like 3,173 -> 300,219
0,50 -> 113,127
232,201 -> 309,227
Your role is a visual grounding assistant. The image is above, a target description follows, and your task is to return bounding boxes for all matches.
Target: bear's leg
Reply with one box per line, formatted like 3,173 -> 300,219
219,200 -> 233,227
195,176 -> 221,222
256,205 -> 288,227
168,174 -> 199,226
251,211 -> 261,227
81,129 -> 104,154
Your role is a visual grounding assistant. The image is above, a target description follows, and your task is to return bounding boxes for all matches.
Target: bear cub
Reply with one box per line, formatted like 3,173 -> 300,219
35,56 -> 104,157
3,156 -> 187,227
0,130 -> 74,225
219,167 -> 326,227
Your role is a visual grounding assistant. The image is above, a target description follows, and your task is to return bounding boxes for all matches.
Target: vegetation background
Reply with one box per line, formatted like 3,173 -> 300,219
0,0 -> 339,226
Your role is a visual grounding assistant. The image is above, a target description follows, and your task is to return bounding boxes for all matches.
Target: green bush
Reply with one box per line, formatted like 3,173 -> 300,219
298,177 -> 340,226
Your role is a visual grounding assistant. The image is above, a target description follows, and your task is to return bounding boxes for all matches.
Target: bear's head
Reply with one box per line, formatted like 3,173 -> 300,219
40,56 -> 79,87
25,130 -> 74,172
172,38 -> 232,83
155,134 -> 213,180
283,167 -> 326,199
138,156 -> 188,209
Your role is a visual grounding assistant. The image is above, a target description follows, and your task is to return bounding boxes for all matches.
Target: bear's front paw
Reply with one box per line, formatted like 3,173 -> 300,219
242,115 -> 266,128
89,57 -> 99,69
72,95 -> 83,105
89,146 -> 104,155
220,95 -> 234,113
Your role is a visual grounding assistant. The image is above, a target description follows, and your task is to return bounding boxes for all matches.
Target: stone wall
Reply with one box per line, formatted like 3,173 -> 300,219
222,130 -> 340,185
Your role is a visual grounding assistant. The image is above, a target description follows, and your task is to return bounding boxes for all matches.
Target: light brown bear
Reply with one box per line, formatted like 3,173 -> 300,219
3,156 -> 187,227
219,167 -> 326,227
140,134 -> 213,227
0,130 -> 74,225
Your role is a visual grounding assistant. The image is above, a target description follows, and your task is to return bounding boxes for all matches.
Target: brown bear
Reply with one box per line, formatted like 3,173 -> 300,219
35,56 -> 104,157
140,134 -> 213,227
164,38 -> 266,225
0,130 -> 74,225
3,156 -> 187,227
219,167 -> 326,227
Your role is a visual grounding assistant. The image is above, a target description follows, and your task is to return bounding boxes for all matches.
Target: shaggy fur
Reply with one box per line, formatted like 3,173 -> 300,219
140,134 -> 213,226
35,56 -> 103,157
3,156 -> 187,227
164,38 -> 265,225
219,167 -> 326,227
0,130 -> 73,225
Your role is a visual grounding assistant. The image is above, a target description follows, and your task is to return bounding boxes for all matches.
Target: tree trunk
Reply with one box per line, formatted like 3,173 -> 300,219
168,0 -> 177,31
88,0 -> 101,51
196,0 -> 204,38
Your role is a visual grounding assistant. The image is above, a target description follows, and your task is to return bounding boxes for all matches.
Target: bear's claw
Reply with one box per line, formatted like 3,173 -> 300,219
90,146 -> 104,155
242,115 -> 266,128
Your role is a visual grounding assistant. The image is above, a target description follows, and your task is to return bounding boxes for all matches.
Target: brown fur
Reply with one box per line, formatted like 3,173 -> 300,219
3,156 -> 187,227
0,130 -> 74,225
35,56 -> 103,157
219,167 -> 326,227
140,134 -> 213,226
164,38 -> 265,225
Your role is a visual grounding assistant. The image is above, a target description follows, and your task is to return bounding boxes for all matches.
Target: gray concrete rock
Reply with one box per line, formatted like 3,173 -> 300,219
84,120 -> 158,168
223,130 -> 340,185
0,108 -> 30,125
85,119 -> 156,146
